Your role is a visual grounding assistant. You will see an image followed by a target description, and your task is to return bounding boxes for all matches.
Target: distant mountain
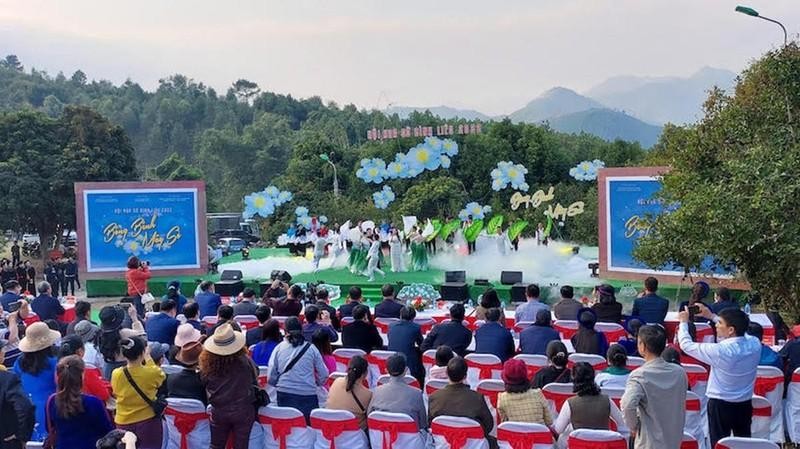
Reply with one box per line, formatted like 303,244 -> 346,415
546,108 -> 662,148
385,105 -> 491,121
508,87 -> 603,124
585,67 -> 737,125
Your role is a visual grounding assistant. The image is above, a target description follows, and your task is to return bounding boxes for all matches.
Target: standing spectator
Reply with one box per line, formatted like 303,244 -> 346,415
57,335 -> 110,402
632,277 -> 670,325
553,362 -> 627,437
311,329 -> 337,374
167,341 -> 207,405
532,341 -> 572,388
571,308 -> 608,356
342,304 -> 383,353
428,357 -> 495,445
47,355 -> 114,449
594,344 -> 631,389
368,354 -> 427,430
0,337 -> 35,449
421,303 -> 472,357
269,317 -> 328,422
387,306 -> 424,384
31,281 -> 65,322
552,285 -> 582,321
125,256 -> 151,318
315,289 -> 340,331
44,262 -> 59,296
337,286 -> 364,318
0,280 -> 23,311
14,263 -> 27,296
374,284 -> 403,319
591,284 -> 622,323
66,301 -> 92,336
232,288 -> 258,317
195,281 -> 222,319
780,331 -> 800,389
145,299 -> 180,345
302,304 -> 338,343
710,287 -> 739,314
475,288 -> 505,322
678,307 -> 761,446
74,320 -> 103,371
747,322 -> 781,369
181,302 -> 205,334
519,309 -> 560,356
474,307 -> 515,361
251,319 -> 282,366
162,280 -> 187,315
514,284 -> 549,323
497,358 -> 552,425
678,282 -> 714,324
64,257 -> 79,296
246,305 -> 272,347
269,285 -> 303,317
326,355 -> 372,430
56,259 -> 68,297
24,261 -> 36,296
621,324 -> 687,449
10,241 -> 20,267
98,305 -> 143,379
110,337 -> 165,449
429,346 -> 454,380
201,324 -> 258,449
13,322 -> 59,442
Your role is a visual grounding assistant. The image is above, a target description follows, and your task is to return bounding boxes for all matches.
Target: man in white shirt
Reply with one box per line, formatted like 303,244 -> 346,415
678,306 -> 761,446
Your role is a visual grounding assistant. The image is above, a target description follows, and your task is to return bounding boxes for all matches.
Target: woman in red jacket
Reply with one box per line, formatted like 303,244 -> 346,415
59,335 -> 111,402
125,256 -> 151,318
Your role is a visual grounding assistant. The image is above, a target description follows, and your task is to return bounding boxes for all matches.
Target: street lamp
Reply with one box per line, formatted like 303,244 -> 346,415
735,5 -> 788,46
319,153 -> 339,198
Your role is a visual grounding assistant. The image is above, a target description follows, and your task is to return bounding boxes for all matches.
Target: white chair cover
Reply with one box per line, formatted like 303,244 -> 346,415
464,353 -> 502,389
694,323 -> 715,343
715,436 -> 779,449
568,353 -> 607,371
754,365 -> 784,442
684,391 -> 708,449
567,429 -> 626,448
682,363 -> 709,440
496,421 -> 552,449
784,367 -> 800,442
235,314 -> 260,330
310,408 -> 368,449
332,348 -> 366,372
553,320 -> 579,339
475,379 -> 504,434
164,398 -> 210,449
367,350 -> 397,388
750,395 -> 772,440
431,416 -> 489,449
259,405 -> 313,449
626,356 -> 645,370
424,379 -> 449,411
541,382 -> 575,416
513,354 -> 548,378
594,322 -> 627,343
422,349 -> 438,377
368,411 -> 426,449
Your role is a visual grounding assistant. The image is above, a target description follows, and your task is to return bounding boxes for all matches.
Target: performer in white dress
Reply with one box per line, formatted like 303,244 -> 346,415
389,228 -> 405,272
365,235 -> 385,281
494,227 -> 511,256
312,232 -> 329,272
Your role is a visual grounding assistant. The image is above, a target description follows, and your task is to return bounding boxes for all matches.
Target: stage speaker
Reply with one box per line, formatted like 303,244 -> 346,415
511,283 -> 529,302
474,279 -> 490,286
501,271 -> 523,285
445,271 -> 466,283
440,282 -> 468,302
220,270 -> 243,281
215,280 -> 244,297
270,270 -> 292,283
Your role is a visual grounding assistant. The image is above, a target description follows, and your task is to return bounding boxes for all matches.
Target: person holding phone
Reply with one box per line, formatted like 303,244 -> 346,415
678,282 -> 713,323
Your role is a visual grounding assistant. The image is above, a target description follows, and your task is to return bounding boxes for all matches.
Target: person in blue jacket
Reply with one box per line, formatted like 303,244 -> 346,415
195,281 -> 222,319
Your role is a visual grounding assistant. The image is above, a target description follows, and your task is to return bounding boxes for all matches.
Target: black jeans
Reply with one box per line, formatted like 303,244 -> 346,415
708,397 -> 752,447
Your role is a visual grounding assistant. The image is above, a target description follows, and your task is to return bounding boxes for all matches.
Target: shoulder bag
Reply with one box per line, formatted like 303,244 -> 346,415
123,367 -> 167,417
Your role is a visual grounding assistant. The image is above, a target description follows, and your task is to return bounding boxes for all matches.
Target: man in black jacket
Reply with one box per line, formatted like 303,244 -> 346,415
421,303 -> 473,357
0,339 -> 35,449
315,289 -> 341,331
342,304 -> 383,353
64,257 -> 80,296
374,284 -> 403,319
337,286 -> 365,319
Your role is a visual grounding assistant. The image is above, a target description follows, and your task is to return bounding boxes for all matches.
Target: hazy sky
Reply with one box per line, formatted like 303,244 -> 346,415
0,0 -> 797,115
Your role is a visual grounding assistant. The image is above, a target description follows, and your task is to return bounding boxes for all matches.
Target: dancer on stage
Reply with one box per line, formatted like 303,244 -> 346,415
494,227 -> 511,256
464,216 -> 476,254
389,228 -> 405,272
347,224 -> 365,273
365,235 -> 385,281
312,232 -> 329,272
409,226 -> 429,271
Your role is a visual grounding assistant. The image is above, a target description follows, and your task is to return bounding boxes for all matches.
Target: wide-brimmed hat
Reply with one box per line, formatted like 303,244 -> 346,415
19,321 -> 61,353
203,323 -> 245,356
99,306 -> 125,330
74,320 -> 100,343
176,341 -> 203,366
501,359 -> 529,385
175,323 -> 202,348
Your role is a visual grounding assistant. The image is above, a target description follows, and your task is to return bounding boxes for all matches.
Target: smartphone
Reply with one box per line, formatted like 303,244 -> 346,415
688,305 -> 700,314
6,300 -> 22,313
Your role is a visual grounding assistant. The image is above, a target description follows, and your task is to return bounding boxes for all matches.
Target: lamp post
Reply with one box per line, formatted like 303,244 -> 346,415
319,153 -> 339,198
735,5 -> 788,46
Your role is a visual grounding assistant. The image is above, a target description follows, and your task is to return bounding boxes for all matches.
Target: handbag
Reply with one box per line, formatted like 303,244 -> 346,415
128,272 -> 156,305
123,367 -> 167,417
43,394 -> 56,449
272,343 -> 311,384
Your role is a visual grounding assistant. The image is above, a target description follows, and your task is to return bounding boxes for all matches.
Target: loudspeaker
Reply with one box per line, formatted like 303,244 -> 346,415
445,271 -> 466,283
215,280 -> 244,297
511,283 -> 529,302
220,270 -> 243,281
474,279 -> 490,286
270,270 -> 292,283
501,271 -> 523,285
440,282 -> 468,302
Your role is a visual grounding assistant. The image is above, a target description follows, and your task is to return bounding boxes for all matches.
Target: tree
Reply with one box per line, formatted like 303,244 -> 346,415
70,69 -> 87,85
634,43 -> 800,316
148,152 -> 203,181
1,55 -> 23,71
231,79 -> 260,103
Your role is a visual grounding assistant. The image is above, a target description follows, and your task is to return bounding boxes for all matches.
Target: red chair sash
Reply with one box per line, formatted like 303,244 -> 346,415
368,418 -> 418,449
258,415 -> 306,449
695,327 -> 713,340
466,359 -> 502,380
542,390 -> 574,412
375,321 -> 391,333
753,405 -> 772,417
367,354 -> 390,374
525,365 -> 542,379
165,408 -> 208,449
754,375 -> 783,397
476,388 -> 500,408
554,324 -> 578,339
431,422 -> 485,449
680,439 -> 699,449
792,372 -> 800,383
333,354 -> 352,367
685,371 -> 708,388
311,417 -> 361,449
601,329 -> 628,342
685,398 -> 701,412
567,436 -> 626,449
426,384 -> 442,395
496,428 -> 552,449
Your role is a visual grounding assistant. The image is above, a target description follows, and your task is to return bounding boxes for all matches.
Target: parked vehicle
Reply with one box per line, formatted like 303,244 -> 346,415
218,237 -> 247,256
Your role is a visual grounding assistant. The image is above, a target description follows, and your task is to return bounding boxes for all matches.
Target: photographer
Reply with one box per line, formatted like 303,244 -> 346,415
261,279 -> 288,302
269,284 -> 303,317
125,256 -> 151,318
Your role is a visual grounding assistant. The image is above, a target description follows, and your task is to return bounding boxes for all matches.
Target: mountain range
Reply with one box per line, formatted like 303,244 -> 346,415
385,67 -> 737,148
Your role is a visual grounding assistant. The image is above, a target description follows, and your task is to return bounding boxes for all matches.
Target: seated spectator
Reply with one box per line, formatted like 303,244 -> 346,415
251,319 -> 282,366
209,305 -> 241,334
678,282 -> 714,323
780,329 -> 800,388
302,304 -> 338,343
58,335 -> 110,402
31,281 -> 65,322
748,322 -> 781,369
181,302 -> 205,335
232,288 -> 259,317
315,289 -> 340,331
520,309 -> 560,355
429,345 -> 454,380
167,341 -> 207,405
421,303 -> 472,357
145,299 -> 180,345
552,285 -> 582,321
269,285 -> 303,317
475,288 -> 505,322
195,281 -> 222,319
553,362 -> 627,437
148,342 -> 170,366
428,357 -> 494,445
631,277 -> 669,325
618,318 -> 643,356
342,305 -> 383,353
337,286 -> 364,319
312,328 -> 336,374
0,279 -> 23,311
387,306 -> 424,384
368,354 -> 427,430
0,335 -> 35,447
591,284 -> 622,323
594,344 -> 631,389
66,300 -> 93,335
497,358 -> 552,425
375,284 -> 403,319
532,341 -> 572,388
474,307 -> 515,361
515,284 -> 549,323
174,323 -> 203,352
163,280 -> 187,315
74,320 -> 103,371
48,355 -> 114,449
245,305 -> 272,347
13,321 -> 59,442
571,308 -> 608,356
661,346 -> 682,365
326,355 -> 372,430
710,287 -> 739,314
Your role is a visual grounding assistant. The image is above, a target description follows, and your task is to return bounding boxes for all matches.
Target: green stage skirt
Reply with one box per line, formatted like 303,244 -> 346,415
410,242 -> 429,272
349,245 -> 368,274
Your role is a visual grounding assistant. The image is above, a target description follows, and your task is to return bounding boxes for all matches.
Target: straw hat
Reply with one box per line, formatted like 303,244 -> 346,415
176,341 -> 203,366
174,323 -> 202,348
203,323 -> 245,356
19,322 -> 61,353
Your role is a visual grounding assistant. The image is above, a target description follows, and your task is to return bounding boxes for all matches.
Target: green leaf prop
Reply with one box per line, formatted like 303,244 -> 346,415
426,219 -> 443,242
486,215 -> 504,235
464,219 -> 484,242
508,220 -> 529,241
544,215 -> 553,237
439,219 -> 461,241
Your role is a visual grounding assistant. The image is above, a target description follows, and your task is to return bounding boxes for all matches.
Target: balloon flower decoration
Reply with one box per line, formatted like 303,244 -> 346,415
569,159 -> 605,181
243,185 -> 293,219
458,201 -> 492,221
372,185 -> 396,209
295,206 -> 312,228
491,161 -> 530,191
357,136 -> 459,183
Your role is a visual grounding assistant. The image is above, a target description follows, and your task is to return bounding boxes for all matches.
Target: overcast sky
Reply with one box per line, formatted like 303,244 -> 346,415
0,0 -> 797,115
